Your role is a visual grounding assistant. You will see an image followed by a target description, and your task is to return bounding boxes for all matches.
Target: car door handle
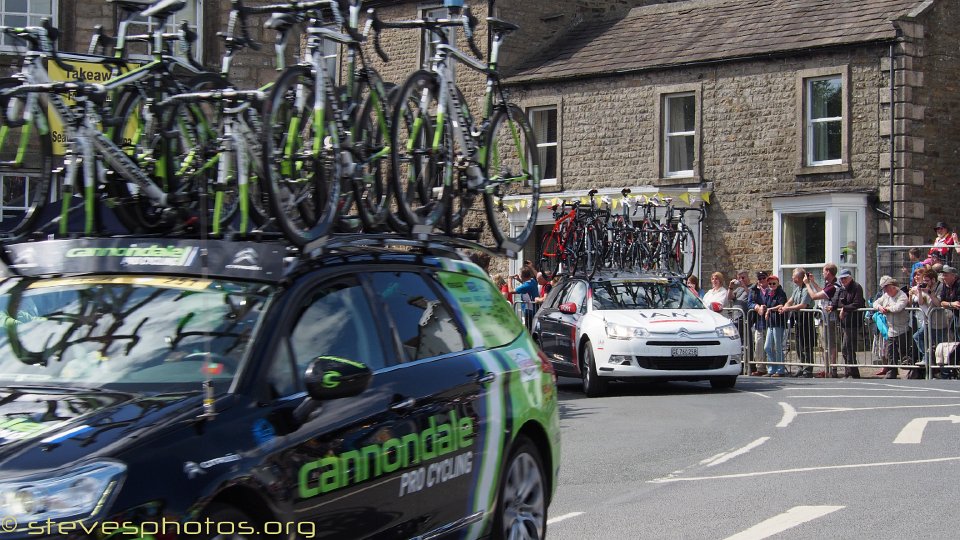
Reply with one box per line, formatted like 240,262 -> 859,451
475,372 -> 496,385
390,397 -> 416,412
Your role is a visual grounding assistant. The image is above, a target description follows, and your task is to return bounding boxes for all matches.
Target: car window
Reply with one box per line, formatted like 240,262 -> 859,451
560,281 -> 588,310
436,271 -> 524,348
266,344 -> 298,398
289,279 -> 387,374
543,281 -> 567,309
368,271 -> 466,361
590,279 -> 701,310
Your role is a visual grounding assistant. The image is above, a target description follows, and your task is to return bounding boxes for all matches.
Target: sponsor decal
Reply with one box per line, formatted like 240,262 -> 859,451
0,418 -> 53,442
225,247 -> 263,271
9,247 -> 38,269
65,245 -> 200,268
298,412 -> 474,498
183,453 -> 241,479
252,418 -> 276,446
511,349 -> 539,383
27,276 -> 213,290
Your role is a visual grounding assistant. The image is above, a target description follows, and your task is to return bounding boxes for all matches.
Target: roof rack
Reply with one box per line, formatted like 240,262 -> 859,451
0,231 -> 501,282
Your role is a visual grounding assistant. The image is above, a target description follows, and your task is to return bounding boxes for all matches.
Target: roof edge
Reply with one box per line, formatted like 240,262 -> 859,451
505,38 -> 900,86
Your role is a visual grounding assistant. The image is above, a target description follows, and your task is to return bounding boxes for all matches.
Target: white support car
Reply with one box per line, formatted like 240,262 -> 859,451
533,273 -> 742,396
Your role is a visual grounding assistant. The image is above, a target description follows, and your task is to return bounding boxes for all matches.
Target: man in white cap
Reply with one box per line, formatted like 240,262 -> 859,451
833,268 -> 865,378
874,275 -> 909,379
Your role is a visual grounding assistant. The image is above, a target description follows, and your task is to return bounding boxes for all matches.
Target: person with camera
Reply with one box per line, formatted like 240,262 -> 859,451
780,268 -> 816,377
875,275 -> 910,379
761,274 -> 788,376
804,263 -> 840,377
747,271 -> 770,375
911,268 -> 945,375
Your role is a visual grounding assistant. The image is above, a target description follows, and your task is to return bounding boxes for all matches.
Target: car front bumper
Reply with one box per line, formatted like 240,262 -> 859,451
593,339 -> 742,379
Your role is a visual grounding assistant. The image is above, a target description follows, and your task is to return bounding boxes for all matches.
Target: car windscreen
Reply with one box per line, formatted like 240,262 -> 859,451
590,280 -> 702,310
0,276 -> 272,391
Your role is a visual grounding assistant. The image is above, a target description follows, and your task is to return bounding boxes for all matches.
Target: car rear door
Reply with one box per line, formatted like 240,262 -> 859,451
536,282 -> 568,360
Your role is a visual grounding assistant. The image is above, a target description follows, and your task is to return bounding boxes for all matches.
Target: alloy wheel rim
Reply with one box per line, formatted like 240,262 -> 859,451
501,452 -> 546,540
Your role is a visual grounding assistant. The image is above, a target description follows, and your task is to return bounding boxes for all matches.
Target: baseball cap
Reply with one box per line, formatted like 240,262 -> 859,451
942,265 -> 959,275
837,269 -> 853,279
756,271 -> 769,280
935,221 -> 949,230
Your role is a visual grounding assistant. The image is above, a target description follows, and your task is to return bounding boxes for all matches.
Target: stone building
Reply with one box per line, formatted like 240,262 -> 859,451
4,0 -> 959,290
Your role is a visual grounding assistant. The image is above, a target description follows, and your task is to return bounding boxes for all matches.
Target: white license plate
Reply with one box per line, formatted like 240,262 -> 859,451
671,347 -> 698,357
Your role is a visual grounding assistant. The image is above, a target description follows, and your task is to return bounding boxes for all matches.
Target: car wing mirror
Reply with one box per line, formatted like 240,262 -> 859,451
558,302 -> 577,314
293,356 -> 373,425
304,355 -> 373,400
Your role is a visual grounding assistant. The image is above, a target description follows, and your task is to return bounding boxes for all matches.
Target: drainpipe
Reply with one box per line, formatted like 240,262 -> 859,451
889,43 -> 895,246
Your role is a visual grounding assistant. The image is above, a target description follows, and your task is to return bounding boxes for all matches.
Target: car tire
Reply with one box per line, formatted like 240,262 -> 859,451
493,435 -> 548,540
710,376 -> 737,390
581,342 -> 607,397
198,503 -> 262,539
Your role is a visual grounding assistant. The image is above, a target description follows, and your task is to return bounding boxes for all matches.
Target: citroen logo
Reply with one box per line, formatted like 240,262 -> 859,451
231,248 -> 258,266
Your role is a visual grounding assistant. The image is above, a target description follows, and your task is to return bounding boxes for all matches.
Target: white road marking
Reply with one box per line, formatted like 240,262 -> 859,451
547,512 -> 584,525
648,455 -> 960,483
786,387 -> 930,392
801,403 -> 960,414
703,437 -> 770,467
788,395 -> 957,399
893,415 -> 960,444
735,389 -> 772,399
723,506 -> 844,540
776,402 -> 796,427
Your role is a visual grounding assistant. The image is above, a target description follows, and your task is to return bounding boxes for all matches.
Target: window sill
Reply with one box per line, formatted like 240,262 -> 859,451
794,163 -> 850,176
657,175 -> 701,186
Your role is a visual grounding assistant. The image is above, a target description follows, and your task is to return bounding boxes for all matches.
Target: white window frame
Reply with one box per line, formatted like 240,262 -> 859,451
772,193 -> 867,285
805,75 -> 843,166
529,105 -> 558,187
0,0 -> 57,52
662,91 -> 697,179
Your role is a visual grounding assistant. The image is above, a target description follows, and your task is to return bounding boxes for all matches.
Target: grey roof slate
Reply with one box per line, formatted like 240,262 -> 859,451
509,0 -> 927,83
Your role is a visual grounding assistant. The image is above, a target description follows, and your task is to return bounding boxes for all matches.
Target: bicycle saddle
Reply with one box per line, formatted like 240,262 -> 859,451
106,0 -> 153,14
486,17 -> 519,34
265,13 -> 297,32
142,0 -> 187,20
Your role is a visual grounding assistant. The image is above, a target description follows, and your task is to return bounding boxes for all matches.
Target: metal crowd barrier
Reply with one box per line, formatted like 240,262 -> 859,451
720,307 -> 750,375
740,305 -> 960,379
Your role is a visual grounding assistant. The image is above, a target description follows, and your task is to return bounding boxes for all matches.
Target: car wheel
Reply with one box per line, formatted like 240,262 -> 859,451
710,376 -> 737,390
493,435 -> 548,540
581,341 -> 607,397
199,503 -> 262,539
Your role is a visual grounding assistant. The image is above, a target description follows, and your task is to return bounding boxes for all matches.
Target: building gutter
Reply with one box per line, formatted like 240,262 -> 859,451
505,38 -> 900,87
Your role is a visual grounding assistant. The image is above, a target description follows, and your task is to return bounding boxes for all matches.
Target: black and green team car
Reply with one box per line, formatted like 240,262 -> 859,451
0,234 -> 560,539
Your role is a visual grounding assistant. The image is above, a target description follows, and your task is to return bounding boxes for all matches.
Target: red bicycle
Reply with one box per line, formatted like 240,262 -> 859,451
537,201 -> 580,277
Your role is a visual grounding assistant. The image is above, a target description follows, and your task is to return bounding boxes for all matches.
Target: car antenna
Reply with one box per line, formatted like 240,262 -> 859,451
196,177 -> 217,420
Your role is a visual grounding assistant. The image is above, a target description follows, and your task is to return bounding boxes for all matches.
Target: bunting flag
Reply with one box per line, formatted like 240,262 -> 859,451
678,192 -> 691,204
612,198 -> 620,210
701,191 -> 712,204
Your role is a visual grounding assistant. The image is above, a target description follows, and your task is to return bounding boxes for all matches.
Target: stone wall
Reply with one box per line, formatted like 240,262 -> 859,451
910,1 -> 960,243
510,46 -> 894,277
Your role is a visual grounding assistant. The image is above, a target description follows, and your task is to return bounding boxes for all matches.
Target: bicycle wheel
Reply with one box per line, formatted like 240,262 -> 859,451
536,230 -> 559,279
158,74 -> 238,234
0,77 -> 53,235
263,66 -> 341,246
676,225 -> 697,278
389,70 -> 449,233
110,76 -> 196,232
346,74 -> 394,232
482,103 -> 541,254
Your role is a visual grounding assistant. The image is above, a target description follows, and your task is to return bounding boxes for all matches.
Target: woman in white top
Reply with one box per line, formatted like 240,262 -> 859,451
701,272 -> 732,313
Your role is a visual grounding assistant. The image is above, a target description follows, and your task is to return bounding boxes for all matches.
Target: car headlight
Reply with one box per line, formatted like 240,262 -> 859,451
0,461 -> 125,524
605,322 -> 650,339
716,323 -> 739,339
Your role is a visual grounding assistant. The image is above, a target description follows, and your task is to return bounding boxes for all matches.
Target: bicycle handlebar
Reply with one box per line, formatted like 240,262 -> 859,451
2,20 -> 74,73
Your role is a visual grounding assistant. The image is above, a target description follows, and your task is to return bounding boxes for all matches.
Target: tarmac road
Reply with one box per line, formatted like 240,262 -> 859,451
548,376 -> 960,539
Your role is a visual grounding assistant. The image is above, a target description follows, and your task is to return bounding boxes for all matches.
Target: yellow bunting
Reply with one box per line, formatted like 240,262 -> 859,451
678,192 -> 691,204
701,192 -> 712,204
612,199 -> 620,210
